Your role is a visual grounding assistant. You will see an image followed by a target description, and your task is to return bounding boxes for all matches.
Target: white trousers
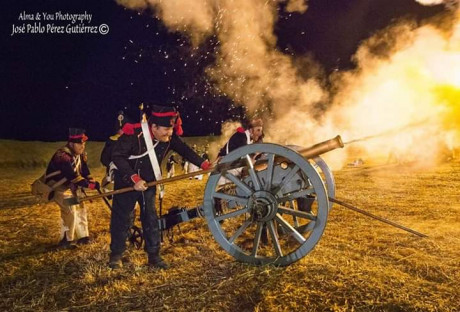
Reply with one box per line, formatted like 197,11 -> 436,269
53,185 -> 89,241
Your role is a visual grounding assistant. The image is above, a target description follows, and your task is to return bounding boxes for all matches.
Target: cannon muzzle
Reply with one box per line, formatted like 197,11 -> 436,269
297,135 -> 344,159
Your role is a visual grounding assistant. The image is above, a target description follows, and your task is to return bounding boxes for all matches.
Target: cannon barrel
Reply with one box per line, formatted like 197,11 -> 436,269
249,135 -> 344,171
296,135 -> 344,159
219,135 -> 345,173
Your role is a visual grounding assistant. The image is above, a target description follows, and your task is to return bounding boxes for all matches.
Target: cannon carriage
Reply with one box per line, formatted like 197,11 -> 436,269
158,136 -> 344,266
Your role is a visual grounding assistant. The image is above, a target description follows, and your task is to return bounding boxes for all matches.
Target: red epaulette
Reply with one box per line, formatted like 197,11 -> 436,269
121,123 -> 142,135
236,127 -> 245,133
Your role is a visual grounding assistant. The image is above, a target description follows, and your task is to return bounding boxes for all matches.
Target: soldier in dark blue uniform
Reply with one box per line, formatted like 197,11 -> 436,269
215,118 -> 268,242
166,154 -> 178,178
109,105 -> 210,269
217,118 -> 264,158
100,110 -> 134,188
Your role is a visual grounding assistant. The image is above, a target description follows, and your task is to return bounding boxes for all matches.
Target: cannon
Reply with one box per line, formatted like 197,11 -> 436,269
200,136 -> 343,266
153,136 -> 343,266
74,135 -> 425,266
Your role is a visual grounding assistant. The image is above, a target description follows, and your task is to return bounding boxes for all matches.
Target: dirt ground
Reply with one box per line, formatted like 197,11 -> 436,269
0,161 -> 459,311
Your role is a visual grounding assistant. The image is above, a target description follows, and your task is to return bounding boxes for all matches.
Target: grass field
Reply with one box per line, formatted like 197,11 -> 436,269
0,142 -> 459,311
0,137 -> 219,168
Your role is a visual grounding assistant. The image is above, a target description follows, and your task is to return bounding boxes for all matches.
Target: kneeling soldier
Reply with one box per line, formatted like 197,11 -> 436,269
46,128 -> 99,249
109,105 -> 210,270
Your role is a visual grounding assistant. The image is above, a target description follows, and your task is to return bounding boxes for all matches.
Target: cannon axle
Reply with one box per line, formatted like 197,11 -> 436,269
249,191 -> 278,222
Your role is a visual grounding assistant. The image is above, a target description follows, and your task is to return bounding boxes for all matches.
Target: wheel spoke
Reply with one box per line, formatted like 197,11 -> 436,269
215,207 -> 249,222
229,219 -> 252,243
290,200 -> 300,227
296,222 -> 315,233
213,192 -> 249,205
275,213 -> 306,244
245,155 -> 262,191
251,222 -> 263,257
277,187 -> 314,202
273,164 -> 300,194
278,206 -> 317,221
264,153 -> 275,191
223,172 -> 253,196
267,220 -> 283,257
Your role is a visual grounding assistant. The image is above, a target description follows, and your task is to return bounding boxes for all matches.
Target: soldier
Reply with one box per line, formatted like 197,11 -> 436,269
187,144 -> 200,178
217,118 -> 264,158
109,105 -> 210,270
45,128 -> 99,249
215,118 -> 267,241
166,153 -> 178,178
199,149 -> 210,179
100,110 -> 133,189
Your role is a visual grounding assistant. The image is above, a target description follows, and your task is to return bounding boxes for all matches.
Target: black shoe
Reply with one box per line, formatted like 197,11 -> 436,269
56,236 -> 77,250
148,255 -> 169,270
76,237 -> 91,245
108,253 -> 123,270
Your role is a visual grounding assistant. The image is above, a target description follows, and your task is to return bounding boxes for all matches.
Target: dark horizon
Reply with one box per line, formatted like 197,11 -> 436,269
1,0 -> 445,142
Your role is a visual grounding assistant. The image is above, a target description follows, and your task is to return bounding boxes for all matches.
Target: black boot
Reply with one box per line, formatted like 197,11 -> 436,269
56,235 -> 77,250
77,236 -> 91,245
148,253 -> 169,270
108,253 -> 123,270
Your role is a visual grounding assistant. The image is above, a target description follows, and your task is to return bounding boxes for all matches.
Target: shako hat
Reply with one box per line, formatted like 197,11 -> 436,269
148,105 -> 183,136
115,110 -> 133,132
68,128 -> 88,143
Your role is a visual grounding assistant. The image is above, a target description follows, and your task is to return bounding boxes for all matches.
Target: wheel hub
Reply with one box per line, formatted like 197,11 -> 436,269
248,190 -> 278,222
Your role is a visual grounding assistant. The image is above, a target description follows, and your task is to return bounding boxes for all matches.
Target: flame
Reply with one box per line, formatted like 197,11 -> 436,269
318,13 -> 460,166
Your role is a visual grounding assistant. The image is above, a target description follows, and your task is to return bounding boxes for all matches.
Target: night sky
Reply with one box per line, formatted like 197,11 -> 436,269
1,0 -> 444,141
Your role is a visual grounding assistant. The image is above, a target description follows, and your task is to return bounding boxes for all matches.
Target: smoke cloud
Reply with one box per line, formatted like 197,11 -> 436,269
117,0 -> 459,167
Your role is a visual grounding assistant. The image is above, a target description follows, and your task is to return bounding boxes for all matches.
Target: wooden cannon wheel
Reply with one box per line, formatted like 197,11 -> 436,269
203,143 -> 329,266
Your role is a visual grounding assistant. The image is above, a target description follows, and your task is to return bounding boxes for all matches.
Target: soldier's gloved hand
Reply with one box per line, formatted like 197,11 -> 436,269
88,181 -> 100,190
134,180 -> 148,191
200,160 -> 211,170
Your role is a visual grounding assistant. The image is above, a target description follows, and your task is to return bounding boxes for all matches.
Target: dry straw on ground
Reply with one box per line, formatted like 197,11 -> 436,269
0,157 -> 459,311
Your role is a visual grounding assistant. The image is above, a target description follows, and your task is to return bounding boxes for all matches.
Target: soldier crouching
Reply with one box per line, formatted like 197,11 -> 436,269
46,128 -> 99,249
109,105 -> 210,270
